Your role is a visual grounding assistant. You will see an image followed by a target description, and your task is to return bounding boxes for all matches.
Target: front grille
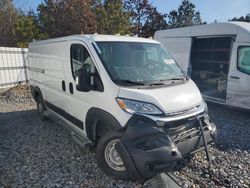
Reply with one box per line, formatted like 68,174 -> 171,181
173,127 -> 200,144
163,117 -> 209,145
163,117 -> 197,136
165,105 -> 200,117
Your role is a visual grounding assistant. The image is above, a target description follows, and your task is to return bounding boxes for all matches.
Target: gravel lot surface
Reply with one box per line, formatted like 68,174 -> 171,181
0,85 -> 249,187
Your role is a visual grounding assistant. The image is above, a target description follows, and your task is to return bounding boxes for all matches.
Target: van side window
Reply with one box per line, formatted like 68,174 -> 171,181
70,44 -> 94,79
238,46 -> 250,75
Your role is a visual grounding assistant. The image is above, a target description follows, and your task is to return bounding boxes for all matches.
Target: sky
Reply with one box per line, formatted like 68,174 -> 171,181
15,0 -> 250,23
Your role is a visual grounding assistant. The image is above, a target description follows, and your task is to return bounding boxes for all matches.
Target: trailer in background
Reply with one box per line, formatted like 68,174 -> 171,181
155,22 -> 250,110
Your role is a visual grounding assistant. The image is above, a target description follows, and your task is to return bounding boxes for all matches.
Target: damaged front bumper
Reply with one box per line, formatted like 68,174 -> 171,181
115,113 -> 217,180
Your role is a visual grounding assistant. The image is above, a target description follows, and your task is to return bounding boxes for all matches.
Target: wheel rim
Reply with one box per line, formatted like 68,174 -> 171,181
104,139 -> 125,171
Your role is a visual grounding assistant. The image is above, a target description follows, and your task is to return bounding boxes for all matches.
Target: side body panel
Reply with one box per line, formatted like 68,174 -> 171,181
29,50 -> 46,99
29,42 -> 69,114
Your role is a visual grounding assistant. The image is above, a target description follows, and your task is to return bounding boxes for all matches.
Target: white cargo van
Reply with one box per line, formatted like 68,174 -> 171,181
155,22 -> 250,110
28,35 -> 216,180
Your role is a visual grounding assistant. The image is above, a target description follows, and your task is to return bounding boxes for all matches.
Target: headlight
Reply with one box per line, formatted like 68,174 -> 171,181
116,98 -> 163,115
202,99 -> 208,114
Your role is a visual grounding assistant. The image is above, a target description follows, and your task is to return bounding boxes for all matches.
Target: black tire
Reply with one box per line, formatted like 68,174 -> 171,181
36,95 -> 47,121
96,131 -> 129,180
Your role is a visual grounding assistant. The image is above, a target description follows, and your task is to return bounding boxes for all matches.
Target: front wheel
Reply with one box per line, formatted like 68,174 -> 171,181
96,131 -> 129,180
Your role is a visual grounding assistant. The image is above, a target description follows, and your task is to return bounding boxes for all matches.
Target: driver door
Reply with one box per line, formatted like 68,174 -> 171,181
64,42 -> 98,132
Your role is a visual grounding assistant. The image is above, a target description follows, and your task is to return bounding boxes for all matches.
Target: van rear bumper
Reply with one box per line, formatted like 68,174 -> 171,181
115,114 -> 216,180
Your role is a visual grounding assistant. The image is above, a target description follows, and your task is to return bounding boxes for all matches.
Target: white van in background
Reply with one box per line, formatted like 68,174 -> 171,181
28,35 -> 216,180
155,22 -> 250,110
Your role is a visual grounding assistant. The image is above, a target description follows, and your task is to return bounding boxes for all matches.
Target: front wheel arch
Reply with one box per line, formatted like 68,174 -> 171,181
85,108 -> 122,142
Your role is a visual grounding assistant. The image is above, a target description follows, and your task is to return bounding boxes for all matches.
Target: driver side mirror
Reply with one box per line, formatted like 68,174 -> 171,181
76,67 -> 94,92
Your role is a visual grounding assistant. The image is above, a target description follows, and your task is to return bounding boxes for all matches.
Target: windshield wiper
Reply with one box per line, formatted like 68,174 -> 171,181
147,76 -> 187,86
148,82 -> 165,86
159,76 -> 187,82
114,76 -> 187,86
113,79 -> 146,85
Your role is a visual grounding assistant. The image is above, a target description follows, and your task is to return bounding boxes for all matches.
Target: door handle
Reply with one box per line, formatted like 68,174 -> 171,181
230,76 -> 240,80
69,82 -> 74,94
62,80 -> 66,91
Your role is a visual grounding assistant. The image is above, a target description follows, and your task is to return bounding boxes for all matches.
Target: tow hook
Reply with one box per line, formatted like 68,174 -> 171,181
197,115 -> 211,167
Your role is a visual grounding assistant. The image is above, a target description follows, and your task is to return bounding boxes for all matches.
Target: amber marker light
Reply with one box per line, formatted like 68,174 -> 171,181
116,98 -> 127,110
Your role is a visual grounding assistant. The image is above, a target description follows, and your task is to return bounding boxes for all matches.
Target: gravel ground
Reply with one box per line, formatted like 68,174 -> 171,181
175,103 -> 250,187
0,85 -> 249,187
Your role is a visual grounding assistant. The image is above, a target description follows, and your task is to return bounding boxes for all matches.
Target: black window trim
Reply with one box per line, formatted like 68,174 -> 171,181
70,42 -> 101,79
237,45 -> 250,75
70,43 -> 89,80
70,42 -> 104,92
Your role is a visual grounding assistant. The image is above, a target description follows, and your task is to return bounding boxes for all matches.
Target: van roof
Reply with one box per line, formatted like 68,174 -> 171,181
29,34 -> 159,46
91,34 -> 159,43
155,21 -> 250,42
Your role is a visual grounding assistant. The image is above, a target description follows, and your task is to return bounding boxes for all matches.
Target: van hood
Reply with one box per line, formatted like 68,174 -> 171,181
118,79 -> 202,114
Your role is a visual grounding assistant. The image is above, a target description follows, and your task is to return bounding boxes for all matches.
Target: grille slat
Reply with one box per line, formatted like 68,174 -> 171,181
163,117 -> 209,145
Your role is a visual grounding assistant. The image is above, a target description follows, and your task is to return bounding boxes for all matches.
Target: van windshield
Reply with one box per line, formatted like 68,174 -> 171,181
94,41 -> 184,85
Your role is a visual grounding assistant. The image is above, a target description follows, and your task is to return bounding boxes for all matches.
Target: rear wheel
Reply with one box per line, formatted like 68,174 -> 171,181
36,95 -> 47,121
96,131 -> 129,180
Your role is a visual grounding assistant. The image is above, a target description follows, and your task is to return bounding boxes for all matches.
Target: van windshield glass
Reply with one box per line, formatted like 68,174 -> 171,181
94,42 -> 184,85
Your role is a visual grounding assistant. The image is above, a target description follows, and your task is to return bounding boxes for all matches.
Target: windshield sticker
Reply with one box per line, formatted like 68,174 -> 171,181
164,59 -> 175,65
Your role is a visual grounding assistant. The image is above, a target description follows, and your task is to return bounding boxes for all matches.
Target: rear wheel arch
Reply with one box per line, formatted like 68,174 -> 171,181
30,85 -> 44,102
85,108 -> 122,142
31,86 -> 48,120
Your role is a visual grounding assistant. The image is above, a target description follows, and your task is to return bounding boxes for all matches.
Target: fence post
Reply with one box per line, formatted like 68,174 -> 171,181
22,48 -> 28,84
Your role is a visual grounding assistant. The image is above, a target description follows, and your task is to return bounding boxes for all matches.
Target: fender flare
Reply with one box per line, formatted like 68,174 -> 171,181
85,107 -> 122,142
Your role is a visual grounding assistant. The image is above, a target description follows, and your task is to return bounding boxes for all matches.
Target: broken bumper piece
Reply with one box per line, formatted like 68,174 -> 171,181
115,114 -> 217,180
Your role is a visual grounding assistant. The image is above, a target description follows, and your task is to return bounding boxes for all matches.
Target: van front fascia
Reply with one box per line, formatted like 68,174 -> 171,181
115,113 -> 216,180
146,101 -> 206,125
